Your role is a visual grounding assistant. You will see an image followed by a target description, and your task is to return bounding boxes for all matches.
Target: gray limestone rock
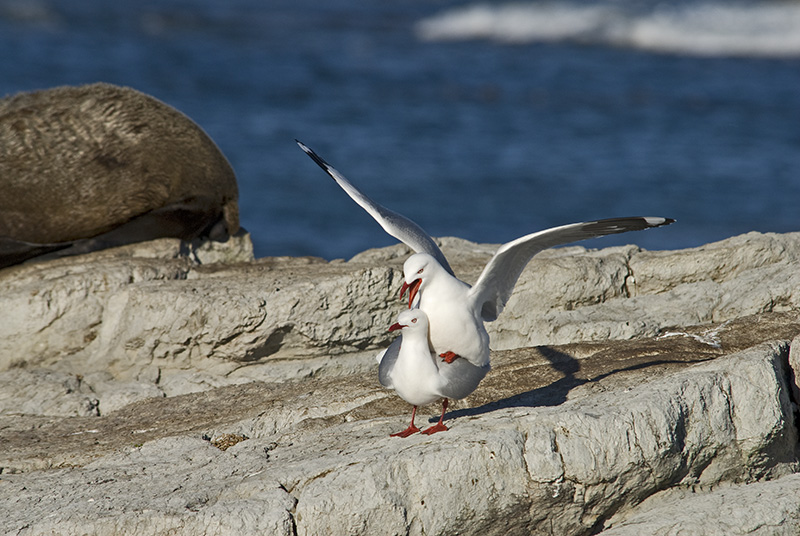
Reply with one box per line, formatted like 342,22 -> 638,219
83,372 -> 166,415
1,320 -> 798,535
486,232 -> 800,349
0,369 -> 99,417
1,437 -> 297,535
0,231 -> 253,374
1,231 -> 798,399
599,474 -> 800,535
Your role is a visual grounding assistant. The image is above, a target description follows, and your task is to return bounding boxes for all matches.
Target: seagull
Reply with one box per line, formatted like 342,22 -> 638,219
378,309 -> 489,436
296,140 -> 675,368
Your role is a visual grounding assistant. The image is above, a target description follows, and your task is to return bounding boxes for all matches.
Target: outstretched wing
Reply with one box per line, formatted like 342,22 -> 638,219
296,140 -> 454,275
469,217 -> 675,322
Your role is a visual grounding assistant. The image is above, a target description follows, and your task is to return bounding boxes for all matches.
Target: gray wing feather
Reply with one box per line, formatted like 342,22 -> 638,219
470,217 -> 675,322
297,141 -> 454,275
437,359 -> 490,400
378,337 -> 402,388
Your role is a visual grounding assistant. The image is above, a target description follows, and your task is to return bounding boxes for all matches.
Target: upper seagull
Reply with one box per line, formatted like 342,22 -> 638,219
297,140 -> 674,368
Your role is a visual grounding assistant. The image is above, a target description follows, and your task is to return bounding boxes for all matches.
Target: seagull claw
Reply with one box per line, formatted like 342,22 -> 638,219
421,422 -> 448,435
390,425 -> 420,438
391,405 -> 421,438
421,399 -> 449,435
439,351 -> 460,364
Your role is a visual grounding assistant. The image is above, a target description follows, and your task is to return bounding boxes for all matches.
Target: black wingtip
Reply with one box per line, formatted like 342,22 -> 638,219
615,216 -> 676,229
649,217 -> 676,228
583,216 -> 675,236
295,140 -> 333,173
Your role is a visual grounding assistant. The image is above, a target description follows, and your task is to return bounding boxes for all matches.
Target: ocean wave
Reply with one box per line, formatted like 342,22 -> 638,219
415,1 -> 800,57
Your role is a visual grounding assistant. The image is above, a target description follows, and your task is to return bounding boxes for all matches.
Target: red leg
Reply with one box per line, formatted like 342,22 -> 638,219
439,351 -> 461,364
391,406 -> 420,438
421,399 -> 449,435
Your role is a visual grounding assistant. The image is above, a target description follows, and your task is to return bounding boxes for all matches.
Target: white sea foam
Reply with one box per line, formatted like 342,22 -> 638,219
415,1 -> 800,57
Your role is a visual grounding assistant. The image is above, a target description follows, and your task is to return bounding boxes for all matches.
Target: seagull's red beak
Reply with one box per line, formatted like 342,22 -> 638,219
399,278 -> 422,309
388,322 -> 405,332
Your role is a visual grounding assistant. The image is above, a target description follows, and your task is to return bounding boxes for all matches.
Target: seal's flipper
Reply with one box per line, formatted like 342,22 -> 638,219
97,196 -> 224,246
0,237 -> 72,269
0,197 -> 227,269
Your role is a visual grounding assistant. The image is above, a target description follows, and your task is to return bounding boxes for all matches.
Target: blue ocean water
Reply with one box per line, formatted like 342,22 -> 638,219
1,0 -> 798,260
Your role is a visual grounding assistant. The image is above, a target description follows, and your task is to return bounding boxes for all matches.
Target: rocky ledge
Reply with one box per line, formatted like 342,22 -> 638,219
1,231 -> 799,535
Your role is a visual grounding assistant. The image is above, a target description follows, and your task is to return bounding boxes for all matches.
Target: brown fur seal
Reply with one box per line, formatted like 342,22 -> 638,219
0,82 -> 239,268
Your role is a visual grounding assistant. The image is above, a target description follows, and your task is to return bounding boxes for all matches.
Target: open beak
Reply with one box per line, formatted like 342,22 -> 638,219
388,322 -> 405,332
399,278 -> 422,309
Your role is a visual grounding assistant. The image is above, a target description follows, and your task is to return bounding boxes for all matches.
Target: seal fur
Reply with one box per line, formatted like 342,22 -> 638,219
0,83 -> 240,267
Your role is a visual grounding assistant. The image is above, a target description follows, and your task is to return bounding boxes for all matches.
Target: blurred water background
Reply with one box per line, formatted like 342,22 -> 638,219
1,0 -> 798,259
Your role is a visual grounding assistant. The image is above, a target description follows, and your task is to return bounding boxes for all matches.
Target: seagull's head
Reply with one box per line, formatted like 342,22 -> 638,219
400,253 -> 441,308
388,308 -> 429,333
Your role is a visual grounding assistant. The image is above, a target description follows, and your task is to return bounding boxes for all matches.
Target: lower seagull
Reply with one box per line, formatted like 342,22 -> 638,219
378,309 -> 489,437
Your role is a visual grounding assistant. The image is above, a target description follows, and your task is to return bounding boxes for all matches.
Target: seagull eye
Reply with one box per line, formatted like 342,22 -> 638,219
411,318 -> 417,323
417,268 -> 423,274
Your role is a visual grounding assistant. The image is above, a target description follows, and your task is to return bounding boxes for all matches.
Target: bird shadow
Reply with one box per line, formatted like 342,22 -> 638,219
437,346 -> 580,422
435,346 -> 713,423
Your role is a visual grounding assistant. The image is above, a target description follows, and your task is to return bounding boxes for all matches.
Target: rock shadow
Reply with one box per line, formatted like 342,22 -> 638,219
439,346 -> 582,423
440,346 -> 713,423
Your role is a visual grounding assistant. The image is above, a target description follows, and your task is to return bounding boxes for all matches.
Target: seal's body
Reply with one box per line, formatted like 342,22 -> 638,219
0,83 -> 239,267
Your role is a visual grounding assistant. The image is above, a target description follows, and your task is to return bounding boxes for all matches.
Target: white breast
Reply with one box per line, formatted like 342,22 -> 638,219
389,336 -> 444,407
419,282 -> 490,367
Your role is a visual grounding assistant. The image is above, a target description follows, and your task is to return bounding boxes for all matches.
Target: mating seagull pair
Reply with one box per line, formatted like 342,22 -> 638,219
297,140 -> 674,437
